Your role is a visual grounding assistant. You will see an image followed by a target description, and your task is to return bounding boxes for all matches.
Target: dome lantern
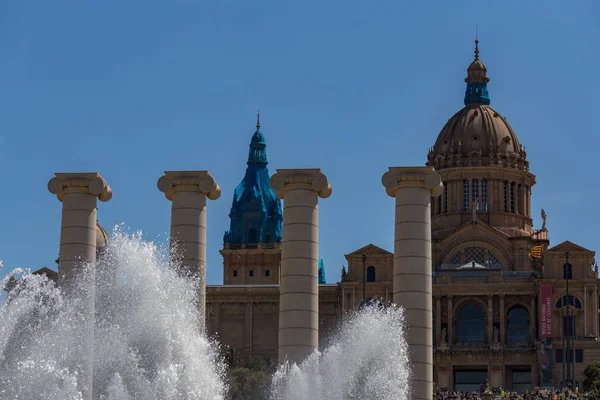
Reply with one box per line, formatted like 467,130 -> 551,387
464,39 -> 491,106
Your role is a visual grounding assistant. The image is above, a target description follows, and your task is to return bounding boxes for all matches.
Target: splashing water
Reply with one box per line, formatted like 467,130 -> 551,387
0,229 -> 226,400
270,305 -> 411,400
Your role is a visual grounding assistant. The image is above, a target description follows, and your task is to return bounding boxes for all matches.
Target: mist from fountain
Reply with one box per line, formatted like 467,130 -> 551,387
270,305 -> 411,400
0,229 -> 412,400
0,229 -> 226,400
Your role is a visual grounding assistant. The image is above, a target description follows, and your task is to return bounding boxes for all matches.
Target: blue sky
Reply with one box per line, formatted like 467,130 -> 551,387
0,0 -> 598,285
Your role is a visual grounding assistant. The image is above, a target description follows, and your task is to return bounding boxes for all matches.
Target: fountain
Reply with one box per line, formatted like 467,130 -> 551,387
0,230 -> 226,399
270,305 -> 411,400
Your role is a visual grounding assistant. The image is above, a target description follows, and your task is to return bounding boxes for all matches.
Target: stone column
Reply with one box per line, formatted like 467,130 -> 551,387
271,168 -> 332,365
530,296 -> 537,342
157,171 -> 221,324
487,295 -> 494,345
48,173 -> 113,287
48,172 -> 112,400
499,294 -> 506,345
436,295 -> 442,346
447,295 -> 454,345
382,166 -> 443,400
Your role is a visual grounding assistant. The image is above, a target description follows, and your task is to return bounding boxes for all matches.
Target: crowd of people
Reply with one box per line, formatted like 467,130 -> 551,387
435,384 -> 589,399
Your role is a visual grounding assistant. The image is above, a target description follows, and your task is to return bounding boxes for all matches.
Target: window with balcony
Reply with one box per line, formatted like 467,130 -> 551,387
457,304 -> 485,343
507,306 -> 529,344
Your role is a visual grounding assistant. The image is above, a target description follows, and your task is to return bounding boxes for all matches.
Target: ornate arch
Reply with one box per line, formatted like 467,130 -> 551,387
441,239 -> 511,268
505,298 -> 532,316
453,296 -> 488,317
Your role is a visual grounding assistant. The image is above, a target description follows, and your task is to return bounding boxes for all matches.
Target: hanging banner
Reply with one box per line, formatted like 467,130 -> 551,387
539,285 -> 553,386
540,286 -> 553,338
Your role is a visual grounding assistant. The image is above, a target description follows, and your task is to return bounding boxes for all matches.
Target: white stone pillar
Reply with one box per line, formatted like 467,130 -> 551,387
382,166 -> 442,400
48,173 -> 113,287
48,172 -> 112,400
270,168 -> 332,365
158,171 -> 221,325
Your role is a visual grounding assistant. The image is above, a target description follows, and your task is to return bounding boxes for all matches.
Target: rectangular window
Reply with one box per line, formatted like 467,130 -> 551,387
482,179 -> 488,211
249,270 -> 254,277
233,270 -> 238,277
510,182 -> 515,213
437,194 -> 442,215
557,349 -> 584,363
463,179 -> 470,211
443,183 -> 448,213
265,269 -> 270,277
504,181 -> 508,212
563,315 -> 576,337
517,184 -> 521,214
472,179 -> 479,210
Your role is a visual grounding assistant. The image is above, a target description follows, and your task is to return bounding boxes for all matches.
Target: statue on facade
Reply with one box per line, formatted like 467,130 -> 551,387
438,327 -> 448,351
490,326 -> 501,350
541,209 -> 547,231
341,266 -> 348,282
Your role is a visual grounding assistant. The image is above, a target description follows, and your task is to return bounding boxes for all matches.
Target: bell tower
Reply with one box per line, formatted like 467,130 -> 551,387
220,113 -> 282,284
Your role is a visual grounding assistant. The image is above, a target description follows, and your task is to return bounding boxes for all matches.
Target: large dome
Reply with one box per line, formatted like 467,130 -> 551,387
426,40 -> 529,171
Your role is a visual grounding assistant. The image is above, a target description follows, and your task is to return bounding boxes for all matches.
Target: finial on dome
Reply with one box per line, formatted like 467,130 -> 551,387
256,109 -> 260,130
474,26 -> 479,60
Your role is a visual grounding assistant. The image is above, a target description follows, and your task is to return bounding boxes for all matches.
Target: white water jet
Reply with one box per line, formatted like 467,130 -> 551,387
270,305 -> 411,400
0,229 -> 226,400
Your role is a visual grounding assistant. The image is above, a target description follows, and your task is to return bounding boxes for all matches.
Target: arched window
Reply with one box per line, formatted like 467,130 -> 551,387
457,304 -> 485,343
556,295 -> 582,309
507,306 -> 529,344
367,266 -> 376,282
450,247 -> 501,269
247,228 -> 258,243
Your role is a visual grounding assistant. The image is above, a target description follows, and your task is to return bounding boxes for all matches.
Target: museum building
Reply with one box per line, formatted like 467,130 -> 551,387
203,41 -> 600,392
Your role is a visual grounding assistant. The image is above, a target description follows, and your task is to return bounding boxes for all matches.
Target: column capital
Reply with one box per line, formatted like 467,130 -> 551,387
48,172 -> 112,202
157,171 -> 221,201
382,166 -> 443,197
270,168 -> 331,199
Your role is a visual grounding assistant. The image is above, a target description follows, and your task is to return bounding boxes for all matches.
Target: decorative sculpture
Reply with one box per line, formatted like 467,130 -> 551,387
541,209 -> 547,231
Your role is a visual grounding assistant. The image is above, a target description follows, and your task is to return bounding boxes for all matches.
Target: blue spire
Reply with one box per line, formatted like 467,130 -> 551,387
223,113 -> 282,245
318,259 -> 326,284
464,39 -> 491,106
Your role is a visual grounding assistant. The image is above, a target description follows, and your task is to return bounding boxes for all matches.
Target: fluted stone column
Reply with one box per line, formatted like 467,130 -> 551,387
382,166 -> 442,400
48,172 -> 112,400
157,171 -> 221,325
271,168 -> 332,365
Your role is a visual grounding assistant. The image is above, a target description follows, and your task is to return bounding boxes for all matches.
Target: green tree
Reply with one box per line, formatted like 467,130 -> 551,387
225,355 -> 274,400
583,361 -> 600,399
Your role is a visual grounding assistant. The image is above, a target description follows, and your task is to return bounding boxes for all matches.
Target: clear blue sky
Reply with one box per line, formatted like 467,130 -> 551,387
1,0 -> 598,284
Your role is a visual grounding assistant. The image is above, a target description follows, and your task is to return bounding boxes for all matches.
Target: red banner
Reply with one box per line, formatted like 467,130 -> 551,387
540,285 -> 553,338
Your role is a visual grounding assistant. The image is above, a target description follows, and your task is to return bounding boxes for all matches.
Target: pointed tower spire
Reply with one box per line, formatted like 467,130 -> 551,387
256,109 -> 260,130
464,38 -> 491,106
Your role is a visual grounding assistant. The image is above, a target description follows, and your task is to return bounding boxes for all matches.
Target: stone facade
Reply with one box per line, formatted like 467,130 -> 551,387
207,40 -> 600,391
